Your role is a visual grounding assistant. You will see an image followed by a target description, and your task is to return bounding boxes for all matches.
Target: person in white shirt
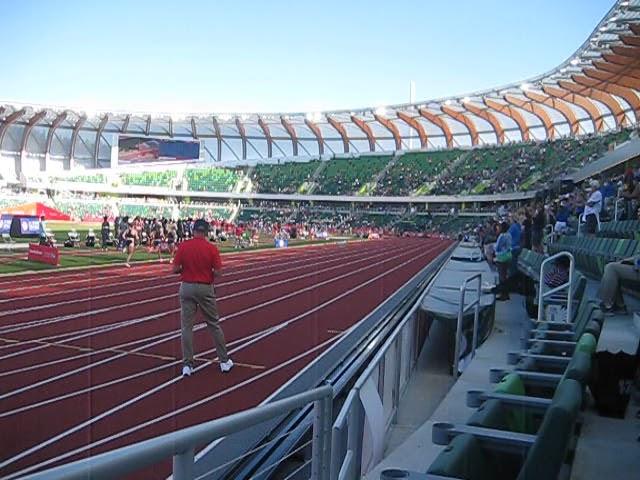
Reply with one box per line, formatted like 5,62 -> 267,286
581,180 -> 602,235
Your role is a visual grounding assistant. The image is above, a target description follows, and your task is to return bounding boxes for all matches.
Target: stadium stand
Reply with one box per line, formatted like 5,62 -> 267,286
185,167 -> 240,192
315,155 -> 391,195
375,150 -> 462,195
252,160 -> 320,194
120,170 -> 177,187
51,174 -> 106,184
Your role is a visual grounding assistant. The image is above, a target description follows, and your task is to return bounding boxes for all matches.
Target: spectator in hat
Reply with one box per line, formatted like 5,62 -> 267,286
173,218 -> 233,377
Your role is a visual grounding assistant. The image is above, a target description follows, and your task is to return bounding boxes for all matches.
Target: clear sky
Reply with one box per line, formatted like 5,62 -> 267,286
0,0 -> 614,114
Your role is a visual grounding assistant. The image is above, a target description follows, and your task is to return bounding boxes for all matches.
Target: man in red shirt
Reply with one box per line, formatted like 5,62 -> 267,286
173,219 -> 233,376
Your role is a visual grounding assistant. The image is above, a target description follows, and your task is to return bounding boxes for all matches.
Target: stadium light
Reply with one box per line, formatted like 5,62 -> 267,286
570,58 -> 580,65
444,99 -> 452,106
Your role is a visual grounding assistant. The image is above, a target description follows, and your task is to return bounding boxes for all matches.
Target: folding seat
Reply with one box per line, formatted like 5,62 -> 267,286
425,378 -> 583,480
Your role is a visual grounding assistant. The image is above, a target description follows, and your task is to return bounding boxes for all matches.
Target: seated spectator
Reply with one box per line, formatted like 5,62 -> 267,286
598,254 -> 640,315
544,255 -> 571,288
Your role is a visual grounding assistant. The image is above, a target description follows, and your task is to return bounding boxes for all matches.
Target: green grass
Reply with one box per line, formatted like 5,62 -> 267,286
0,236 -> 352,275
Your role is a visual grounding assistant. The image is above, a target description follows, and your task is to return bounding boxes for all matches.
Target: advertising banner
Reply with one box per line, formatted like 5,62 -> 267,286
27,243 -> 60,266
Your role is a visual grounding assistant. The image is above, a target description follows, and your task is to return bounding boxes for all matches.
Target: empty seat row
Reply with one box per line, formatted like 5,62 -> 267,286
598,219 -> 640,240
549,236 -> 640,278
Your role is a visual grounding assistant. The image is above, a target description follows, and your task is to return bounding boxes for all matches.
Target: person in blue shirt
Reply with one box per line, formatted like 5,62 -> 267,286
507,215 -> 522,278
494,222 -> 512,301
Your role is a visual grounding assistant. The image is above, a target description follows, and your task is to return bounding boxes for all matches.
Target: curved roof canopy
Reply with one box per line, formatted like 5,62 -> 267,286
0,0 -> 639,175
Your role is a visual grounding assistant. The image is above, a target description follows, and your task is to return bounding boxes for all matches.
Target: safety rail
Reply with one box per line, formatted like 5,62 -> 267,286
22,385 -> 334,480
330,272 -> 439,480
614,196 -> 624,221
537,252 -> 575,324
452,273 -> 482,379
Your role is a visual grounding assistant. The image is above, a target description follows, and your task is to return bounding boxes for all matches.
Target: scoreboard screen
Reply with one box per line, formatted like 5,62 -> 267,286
118,136 -> 200,164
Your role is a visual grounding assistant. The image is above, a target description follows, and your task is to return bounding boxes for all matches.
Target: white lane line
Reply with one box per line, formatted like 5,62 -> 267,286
0,241 -> 442,414
0,263 -> 170,294
0,335 -> 342,479
0,242 -> 430,397
0,242 -> 390,336
0,243 -> 403,372
0,242 -> 384,317
0,242 -> 359,304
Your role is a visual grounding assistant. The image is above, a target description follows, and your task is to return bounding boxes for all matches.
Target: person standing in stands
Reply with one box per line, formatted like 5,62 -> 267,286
581,179 -> 602,235
173,218 -> 233,377
101,216 -> 110,251
531,202 -> 546,253
494,221 -> 512,301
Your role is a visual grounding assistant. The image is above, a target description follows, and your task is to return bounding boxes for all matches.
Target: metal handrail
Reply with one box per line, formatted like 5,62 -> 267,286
22,385 -> 334,480
453,273 -> 483,379
537,252 -> 575,324
329,254 -> 448,480
614,196 -> 624,221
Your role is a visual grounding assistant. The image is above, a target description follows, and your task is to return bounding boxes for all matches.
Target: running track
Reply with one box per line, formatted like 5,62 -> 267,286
0,237 -> 451,479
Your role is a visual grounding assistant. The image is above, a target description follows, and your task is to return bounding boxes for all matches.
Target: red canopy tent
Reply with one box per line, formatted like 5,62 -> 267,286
2,202 -> 71,221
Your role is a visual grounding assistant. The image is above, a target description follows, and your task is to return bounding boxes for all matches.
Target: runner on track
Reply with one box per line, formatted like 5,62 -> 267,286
172,218 -> 233,377
100,216 -> 110,251
122,220 -> 137,268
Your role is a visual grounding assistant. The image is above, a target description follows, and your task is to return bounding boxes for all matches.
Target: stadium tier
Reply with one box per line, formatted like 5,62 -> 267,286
51,174 -> 106,184
120,170 -> 177,187
315,155 -> 392,195
185,167 -> 240,192
252,160 -> 320,193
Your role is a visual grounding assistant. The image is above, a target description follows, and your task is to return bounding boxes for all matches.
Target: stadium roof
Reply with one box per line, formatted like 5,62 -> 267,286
0,0 -> 639,174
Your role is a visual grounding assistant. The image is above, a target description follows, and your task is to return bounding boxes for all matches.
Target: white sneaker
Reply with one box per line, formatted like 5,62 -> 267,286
124,263 -> 131,268
182,365 -> 194,377
220,359 -> 234,373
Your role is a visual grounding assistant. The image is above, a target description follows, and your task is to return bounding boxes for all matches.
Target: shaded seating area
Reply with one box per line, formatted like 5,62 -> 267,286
598,219 -> 640,239
120,170 -> 176,187
185,167 -> 240,192
315,155 -> 391,195
252,160 -> 319,193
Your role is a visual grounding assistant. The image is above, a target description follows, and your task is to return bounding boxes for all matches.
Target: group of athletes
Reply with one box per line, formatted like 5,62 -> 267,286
100,215 -> 259,267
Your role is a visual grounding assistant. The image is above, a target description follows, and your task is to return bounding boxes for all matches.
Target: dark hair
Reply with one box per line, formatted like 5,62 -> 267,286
555,256 -> 571,269
103,215 -> 108,221
500,221 -> 509,233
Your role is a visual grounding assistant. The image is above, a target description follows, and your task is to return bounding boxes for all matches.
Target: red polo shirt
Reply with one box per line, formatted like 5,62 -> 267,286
173,237 -> 222,284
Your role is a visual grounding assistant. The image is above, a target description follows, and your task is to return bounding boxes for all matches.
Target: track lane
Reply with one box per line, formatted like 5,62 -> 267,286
0,238 -> 451,478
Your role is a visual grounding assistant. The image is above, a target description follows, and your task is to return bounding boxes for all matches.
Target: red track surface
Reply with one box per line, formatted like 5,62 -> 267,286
0,237 -> 451,478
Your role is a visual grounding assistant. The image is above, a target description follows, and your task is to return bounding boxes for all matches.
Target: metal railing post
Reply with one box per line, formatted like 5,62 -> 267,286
453,273 -> 482,379
321,394 -> 333,480
312,399 -> 326,480
172,448 -> 194,480
614,197 -> 623,221
472,275 -> 481,356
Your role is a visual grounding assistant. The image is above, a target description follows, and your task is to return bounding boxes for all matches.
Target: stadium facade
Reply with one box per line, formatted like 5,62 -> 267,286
0,0 -> 638,178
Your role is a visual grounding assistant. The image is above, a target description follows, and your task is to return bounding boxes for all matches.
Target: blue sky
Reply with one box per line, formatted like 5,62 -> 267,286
0,0 -> 614,114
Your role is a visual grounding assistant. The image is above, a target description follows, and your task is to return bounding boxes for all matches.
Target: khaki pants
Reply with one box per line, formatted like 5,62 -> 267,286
598,261 -> 640,308
179,282 -> 229,367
